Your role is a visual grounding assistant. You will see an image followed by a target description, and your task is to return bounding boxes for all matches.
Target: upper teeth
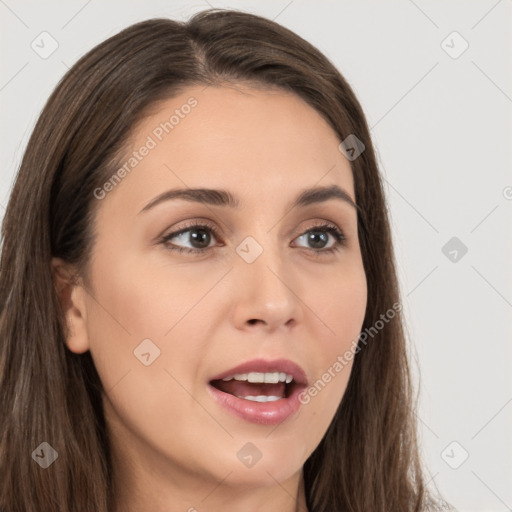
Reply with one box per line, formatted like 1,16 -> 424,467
222,372 -> 293,384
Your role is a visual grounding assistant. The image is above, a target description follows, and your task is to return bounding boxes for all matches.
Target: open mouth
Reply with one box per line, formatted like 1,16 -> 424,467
209,372 -> 298,402
207,359 -> 308,424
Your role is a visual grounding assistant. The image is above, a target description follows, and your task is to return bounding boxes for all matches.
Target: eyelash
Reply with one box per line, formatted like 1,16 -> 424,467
159,220 -> 347,257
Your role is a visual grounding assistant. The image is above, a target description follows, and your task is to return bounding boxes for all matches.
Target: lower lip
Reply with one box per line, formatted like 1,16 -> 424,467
207,383 -> 305,425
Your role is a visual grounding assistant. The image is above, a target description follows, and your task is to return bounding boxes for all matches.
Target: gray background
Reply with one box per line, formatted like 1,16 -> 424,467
1,1 -> 511,510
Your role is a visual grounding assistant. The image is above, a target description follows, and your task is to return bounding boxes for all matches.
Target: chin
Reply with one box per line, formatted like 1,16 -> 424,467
210,447 -> 305,487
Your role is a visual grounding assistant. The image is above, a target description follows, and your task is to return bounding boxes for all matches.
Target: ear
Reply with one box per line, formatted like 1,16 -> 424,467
51,257 -> 90,354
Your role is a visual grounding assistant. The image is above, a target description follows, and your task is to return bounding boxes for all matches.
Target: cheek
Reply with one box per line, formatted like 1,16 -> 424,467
83,256 -> 219,464
313,259 -> 367,354
87,246 -> 223,339
83,248 -> 221,397
299,261 -> 366,421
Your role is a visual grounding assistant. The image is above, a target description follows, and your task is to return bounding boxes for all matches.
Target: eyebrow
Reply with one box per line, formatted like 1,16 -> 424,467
138,184 -> 358,215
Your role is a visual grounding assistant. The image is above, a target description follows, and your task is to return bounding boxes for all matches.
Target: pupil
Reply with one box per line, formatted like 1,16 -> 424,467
190,229 -> 210,248
308,232 -> 327,249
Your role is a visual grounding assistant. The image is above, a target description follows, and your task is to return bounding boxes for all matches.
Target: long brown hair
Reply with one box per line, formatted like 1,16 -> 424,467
0,8 -> 443,511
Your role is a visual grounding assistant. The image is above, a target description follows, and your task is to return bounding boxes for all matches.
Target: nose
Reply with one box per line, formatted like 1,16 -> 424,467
230,237 -> 302,333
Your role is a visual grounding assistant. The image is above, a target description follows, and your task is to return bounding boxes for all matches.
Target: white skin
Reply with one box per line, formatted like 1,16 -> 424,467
52,83 -> 367,512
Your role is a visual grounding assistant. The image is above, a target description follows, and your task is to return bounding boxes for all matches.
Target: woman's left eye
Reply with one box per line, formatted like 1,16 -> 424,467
160,222 -> 346,255
292,224 -> 346,253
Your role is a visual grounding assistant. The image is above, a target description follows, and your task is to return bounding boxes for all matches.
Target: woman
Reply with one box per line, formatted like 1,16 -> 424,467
0,8 -> 447,512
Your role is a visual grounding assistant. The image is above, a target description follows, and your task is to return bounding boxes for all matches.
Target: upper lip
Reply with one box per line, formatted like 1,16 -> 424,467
208,358 -> 308,385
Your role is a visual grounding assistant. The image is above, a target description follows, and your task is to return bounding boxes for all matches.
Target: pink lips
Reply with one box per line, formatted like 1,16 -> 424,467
207,358 -> 308,425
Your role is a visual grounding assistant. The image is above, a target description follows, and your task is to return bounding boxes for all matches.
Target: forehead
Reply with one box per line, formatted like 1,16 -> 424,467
98,83 -> 355,217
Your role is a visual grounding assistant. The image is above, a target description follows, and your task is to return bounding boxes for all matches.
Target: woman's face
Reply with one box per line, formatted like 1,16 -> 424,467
56,83 -> 367,503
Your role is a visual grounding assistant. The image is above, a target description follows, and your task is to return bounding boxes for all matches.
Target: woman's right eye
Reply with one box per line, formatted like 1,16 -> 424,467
160,223 -> 221,254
